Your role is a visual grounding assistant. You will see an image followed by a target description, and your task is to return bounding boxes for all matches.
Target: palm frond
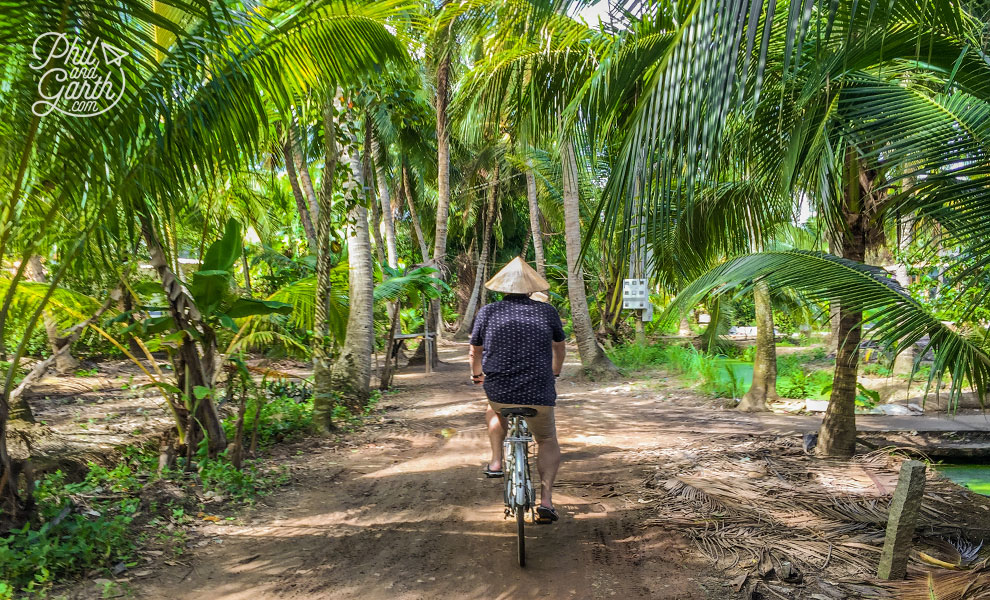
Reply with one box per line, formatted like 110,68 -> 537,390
374,265 -> 448,302
0,279 -> 113,332
667,251 -> 990,409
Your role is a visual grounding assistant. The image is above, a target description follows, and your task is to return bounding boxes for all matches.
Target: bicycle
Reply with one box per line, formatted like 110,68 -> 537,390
499,406 -> 537,567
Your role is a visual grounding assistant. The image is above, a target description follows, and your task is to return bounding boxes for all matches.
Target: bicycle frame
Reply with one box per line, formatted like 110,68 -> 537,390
503,414 -> 535,517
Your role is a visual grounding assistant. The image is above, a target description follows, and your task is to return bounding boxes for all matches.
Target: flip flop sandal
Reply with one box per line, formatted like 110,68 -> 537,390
483,466 -> 504,478
535,506 -> 559,524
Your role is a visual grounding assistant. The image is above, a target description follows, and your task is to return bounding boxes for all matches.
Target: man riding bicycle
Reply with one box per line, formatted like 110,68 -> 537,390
468,257 -> 566,524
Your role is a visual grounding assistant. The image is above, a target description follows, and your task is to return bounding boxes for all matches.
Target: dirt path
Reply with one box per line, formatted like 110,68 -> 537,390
121,347 -> 735,600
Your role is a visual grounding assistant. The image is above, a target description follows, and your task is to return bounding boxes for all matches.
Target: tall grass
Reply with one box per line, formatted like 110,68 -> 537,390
606,343 -> 670,369
607,343 -> 747,398
608,342 -> 839,400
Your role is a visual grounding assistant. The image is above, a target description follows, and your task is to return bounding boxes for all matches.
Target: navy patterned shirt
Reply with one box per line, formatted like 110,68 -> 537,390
470,295 -> 566,406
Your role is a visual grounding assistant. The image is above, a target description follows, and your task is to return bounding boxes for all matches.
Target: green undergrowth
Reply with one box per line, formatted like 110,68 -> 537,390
221,383 -> 316,450
775,349 -> 833,400
608,343 -> 750,397
0,382 -> 382,598
608,342 -> 837,400
0,468 -> 139,599
606,343 -> 670,370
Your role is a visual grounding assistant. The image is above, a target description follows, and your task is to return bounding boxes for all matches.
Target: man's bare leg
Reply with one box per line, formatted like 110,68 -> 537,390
486,406 -> 507,471
536,437 -> 562,508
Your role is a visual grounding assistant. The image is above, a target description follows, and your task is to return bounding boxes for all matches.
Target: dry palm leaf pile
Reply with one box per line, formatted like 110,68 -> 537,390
640,436 -> 990,599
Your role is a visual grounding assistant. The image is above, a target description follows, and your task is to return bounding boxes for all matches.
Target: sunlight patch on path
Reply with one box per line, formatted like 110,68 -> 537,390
360,438 -> 480,478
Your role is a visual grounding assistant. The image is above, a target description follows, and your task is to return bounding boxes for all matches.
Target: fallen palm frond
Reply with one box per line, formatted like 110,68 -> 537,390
641,437 -> 990,597
877,560 -> 990,600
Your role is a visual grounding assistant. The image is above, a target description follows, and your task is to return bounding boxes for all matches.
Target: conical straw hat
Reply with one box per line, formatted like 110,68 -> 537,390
485,256 -> 549,294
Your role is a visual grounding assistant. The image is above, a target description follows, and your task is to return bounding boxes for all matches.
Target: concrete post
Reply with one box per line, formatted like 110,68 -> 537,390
877,460 -> 927,579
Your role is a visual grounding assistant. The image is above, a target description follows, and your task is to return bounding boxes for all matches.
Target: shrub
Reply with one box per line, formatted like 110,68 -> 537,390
0,469 -> 138,598
656,345 -> 747,398
740,345 -> 757,362
222,383 -> 314,450
861,361 -> 892,377
197,452 -> 289,503
777,369 -> 833,399
775,349 -> 833,399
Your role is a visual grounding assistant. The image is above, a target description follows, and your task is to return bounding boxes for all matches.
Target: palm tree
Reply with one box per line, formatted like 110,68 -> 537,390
403,162 -> 433,263
525,168 -> 547,278
601,0 -> 990,454
328,108 -> 376,413
428,0 -> 576,335
0,0 -> 411,519
312,97 -> 343,433
428,12 -> 455,337
277,120 -> 319,252
562,141 -> 619,375
451,4 -> 618,374
737,281 -> 778,411
453,154 -> 500,340
370,126 -> 399,271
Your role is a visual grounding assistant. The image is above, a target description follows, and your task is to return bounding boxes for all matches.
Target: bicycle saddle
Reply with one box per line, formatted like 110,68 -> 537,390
500,407 -> 538,418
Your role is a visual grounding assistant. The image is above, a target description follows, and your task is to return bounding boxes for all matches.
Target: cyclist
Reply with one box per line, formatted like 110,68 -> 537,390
468,257 -> 566,524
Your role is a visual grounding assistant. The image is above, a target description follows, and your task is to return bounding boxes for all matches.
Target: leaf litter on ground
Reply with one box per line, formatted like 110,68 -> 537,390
639,435 -> 990,598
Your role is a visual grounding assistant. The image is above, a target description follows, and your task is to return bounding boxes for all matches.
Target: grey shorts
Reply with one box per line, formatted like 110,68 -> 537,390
489,401 -> 556,442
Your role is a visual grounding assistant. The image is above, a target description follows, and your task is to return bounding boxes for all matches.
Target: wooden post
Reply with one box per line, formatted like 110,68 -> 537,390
422,294 -> 432,374
877,460 -> 927,580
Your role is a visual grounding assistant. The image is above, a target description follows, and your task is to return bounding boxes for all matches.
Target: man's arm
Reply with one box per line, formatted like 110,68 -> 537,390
469,344 -> 485,384
552,340 -> 566,376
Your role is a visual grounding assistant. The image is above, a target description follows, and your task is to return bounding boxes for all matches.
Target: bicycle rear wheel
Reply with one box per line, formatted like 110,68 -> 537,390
516,507 -> 525,567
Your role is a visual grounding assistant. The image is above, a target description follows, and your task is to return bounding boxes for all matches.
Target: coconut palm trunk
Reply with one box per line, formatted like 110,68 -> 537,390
738,281 -> 777,411
403,164 -> 430,263
525,169 -> 546,279
139,216 -> 226,461
368,126 -> 398,325
312,101 -> 341,433
368,162 -> 387,267
290,123 -> 321,226
520,220 -> 531,262
371,131 -> 398,270
24,256 -> 79,374
329,115 -> 375,411
561,142 -> 617,376
819,288 -> 863,457
817,150 -> 871,457
454,161 -> 499,340
430,52 -> 452,337
280,124 -> 318,252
